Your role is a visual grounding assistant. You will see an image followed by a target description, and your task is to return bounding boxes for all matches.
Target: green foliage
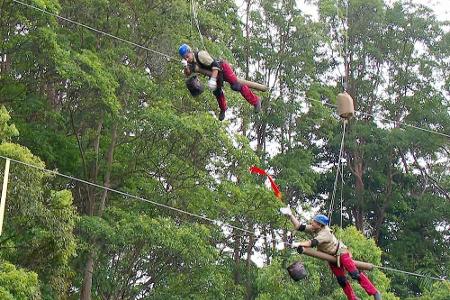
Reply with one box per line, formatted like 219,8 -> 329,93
1,0 -> 448,299
75,207 -> 244,299
0,261 -> 41,300
0,142 -> 78,298
410,281 -> 450,300
0,106 -> 19,141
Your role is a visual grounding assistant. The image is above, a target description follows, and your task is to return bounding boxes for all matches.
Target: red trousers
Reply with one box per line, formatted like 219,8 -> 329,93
214,61 -> 259,111
329,253 -> 378,300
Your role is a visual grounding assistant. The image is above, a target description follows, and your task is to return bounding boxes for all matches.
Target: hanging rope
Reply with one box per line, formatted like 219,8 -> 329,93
189,0 -> 194,41
333,0 -> 345,88
343,0 -> 349,91
191,0 -> 205,50
339,162 -> 345,227
12,0 -> 178,61
327,119 -> 348,226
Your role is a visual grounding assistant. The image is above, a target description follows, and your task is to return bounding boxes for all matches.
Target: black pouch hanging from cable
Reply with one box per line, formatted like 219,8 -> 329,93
287,261 -> 308,281
185,74 -> 204,97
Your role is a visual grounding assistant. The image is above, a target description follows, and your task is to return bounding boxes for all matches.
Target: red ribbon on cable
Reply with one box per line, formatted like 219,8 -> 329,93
249,166 -> 282,201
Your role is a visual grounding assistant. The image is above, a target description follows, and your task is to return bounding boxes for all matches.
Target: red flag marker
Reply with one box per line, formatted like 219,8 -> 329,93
249,166 -> 282,201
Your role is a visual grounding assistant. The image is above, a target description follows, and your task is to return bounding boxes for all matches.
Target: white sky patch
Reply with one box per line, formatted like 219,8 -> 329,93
237,0 -> 450,22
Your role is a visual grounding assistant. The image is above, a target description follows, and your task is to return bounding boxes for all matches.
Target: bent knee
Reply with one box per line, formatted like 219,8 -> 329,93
349,271 -> 361,281
336,275 -> 348,288
213,88 -> 223,97
230,82 -> 242,91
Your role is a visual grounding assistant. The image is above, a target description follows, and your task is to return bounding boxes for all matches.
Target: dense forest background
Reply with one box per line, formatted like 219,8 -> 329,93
0,0 -> 449,299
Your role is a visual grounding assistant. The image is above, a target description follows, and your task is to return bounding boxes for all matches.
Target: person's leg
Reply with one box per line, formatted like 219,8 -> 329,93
212,72 -> 227,121
329,263 -> 358,300
213,88 -> 227,110
340,253 -> 379,296
221,61 -> 260,107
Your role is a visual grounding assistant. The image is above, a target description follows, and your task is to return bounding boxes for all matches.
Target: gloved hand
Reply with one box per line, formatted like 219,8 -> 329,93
290,241 -> 301,248
181,59 -> 188,68
279,204 -> 293,216
208,77 -> 217,90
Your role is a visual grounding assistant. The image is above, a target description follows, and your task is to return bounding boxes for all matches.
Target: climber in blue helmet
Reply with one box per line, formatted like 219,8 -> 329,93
178,43 -> 261,121
279,205 -> 382,300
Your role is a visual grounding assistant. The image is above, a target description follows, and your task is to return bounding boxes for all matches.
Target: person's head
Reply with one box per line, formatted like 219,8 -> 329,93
311,214 -> 329,229
178,44 -> 194,62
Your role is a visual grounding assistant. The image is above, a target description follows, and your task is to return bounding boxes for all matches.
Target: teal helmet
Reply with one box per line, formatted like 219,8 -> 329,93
178,44 -> 191,57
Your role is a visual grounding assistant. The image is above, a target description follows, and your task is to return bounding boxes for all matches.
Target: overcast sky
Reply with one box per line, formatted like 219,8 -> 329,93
404,0 -> 449,21
235,1 -> 450,22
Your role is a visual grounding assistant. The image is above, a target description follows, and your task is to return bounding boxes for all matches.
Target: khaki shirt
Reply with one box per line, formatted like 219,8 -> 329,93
195,51 -> 221,71
304,225 -> 347,256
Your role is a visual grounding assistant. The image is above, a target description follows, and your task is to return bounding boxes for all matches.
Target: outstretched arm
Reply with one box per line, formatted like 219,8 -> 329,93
279,205 -> 301,230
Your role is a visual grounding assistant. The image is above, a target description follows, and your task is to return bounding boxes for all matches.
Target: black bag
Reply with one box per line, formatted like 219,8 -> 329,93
185,74 -> 204,97
287,261 -> 308,281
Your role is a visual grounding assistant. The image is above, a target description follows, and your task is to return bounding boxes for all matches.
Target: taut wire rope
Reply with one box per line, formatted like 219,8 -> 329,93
12,0 -> 178,61
327,119 -> 347,226
191,0 -> 205,50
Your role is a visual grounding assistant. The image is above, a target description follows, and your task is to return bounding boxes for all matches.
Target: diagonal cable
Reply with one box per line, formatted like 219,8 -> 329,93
304,96 -> 450,139
0,154 -> 254,235
12,0 -> 178,61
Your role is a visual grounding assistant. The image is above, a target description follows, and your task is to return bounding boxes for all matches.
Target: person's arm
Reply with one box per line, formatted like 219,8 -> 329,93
295,240 -> 312,247
295,230 -> 331,250
288,214 -> 301,230
279,205 -> 306,231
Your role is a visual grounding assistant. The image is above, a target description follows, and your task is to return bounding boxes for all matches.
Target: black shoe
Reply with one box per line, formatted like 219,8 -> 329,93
219,110 -> 226,121
254,98 -> 261,113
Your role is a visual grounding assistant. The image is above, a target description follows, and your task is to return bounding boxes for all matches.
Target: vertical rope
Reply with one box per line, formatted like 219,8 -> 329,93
328,120 -> 347,226
334,0 -> 350,92
191,0 -> 205,50
189,0 -> 194,40
339,159 -> 345,227
343,0 -> 349,92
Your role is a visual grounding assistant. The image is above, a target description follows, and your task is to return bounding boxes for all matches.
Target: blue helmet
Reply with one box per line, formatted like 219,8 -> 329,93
313,214 -> 329,226
178,44 -> 191,57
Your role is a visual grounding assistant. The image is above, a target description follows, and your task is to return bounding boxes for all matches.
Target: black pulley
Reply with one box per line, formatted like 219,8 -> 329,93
287,261 -> 308,281
185,74 -> 204,97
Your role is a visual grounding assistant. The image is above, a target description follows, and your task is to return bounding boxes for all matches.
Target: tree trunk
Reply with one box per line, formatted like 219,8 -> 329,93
80,121 -> 118,299
99,123 -> 118,214
80,251 -> 94,300
233,230 -> 241,283
373,152 -> 393,242
352,155 -> 365,230
245,230 -> 255,300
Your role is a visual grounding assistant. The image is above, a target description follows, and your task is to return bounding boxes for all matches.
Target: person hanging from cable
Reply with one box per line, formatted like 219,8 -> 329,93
279,205 -> 382,300
178,43 -> 261,121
